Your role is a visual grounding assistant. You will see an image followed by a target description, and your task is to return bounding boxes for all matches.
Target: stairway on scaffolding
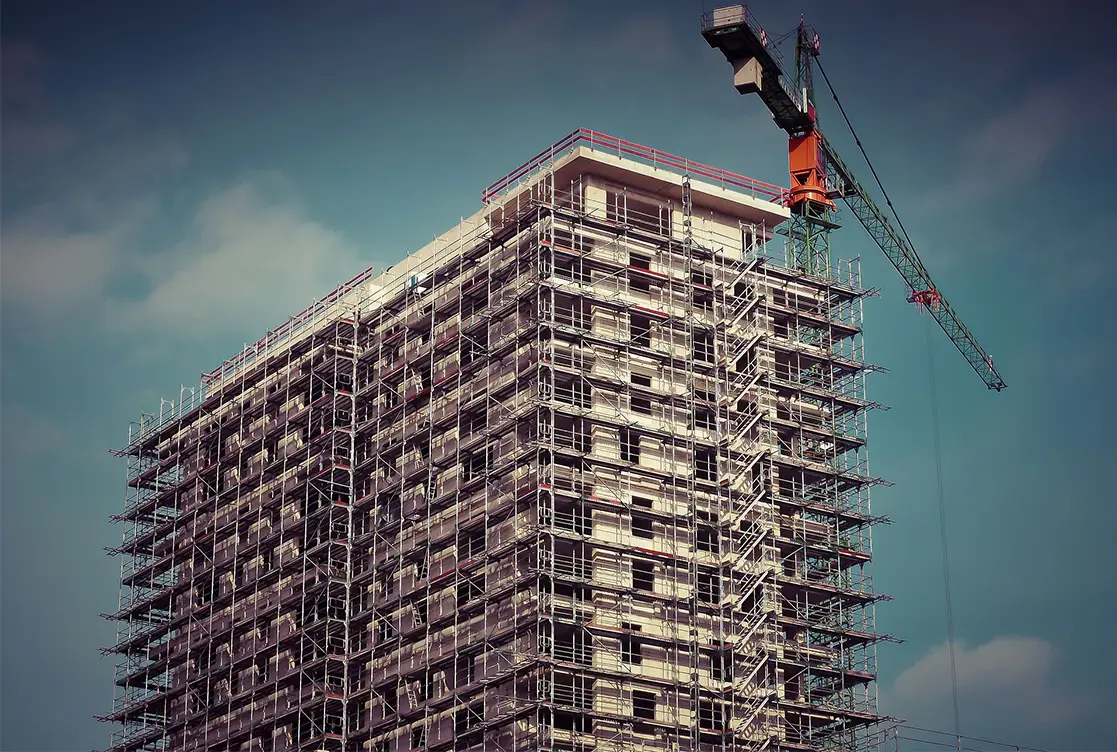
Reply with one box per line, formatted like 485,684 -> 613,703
725,571 -> 780,751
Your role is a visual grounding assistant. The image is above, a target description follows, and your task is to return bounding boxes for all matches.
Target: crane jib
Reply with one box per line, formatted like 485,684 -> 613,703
815,134 -> 1006,391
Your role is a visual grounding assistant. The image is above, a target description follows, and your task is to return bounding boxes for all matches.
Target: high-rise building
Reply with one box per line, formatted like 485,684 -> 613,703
104,129 -> 885,752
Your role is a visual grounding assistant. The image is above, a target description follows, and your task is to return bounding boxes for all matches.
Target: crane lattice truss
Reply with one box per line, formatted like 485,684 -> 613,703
702,5 -> 1005,391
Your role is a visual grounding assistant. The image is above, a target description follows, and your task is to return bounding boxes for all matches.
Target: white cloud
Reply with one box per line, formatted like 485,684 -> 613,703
1,198 -> 155,318
886,636 -> 1091,735
0,42 -> 361,344
926,64 -> 1116,213
1,39 -> 191,326
106,173 -> 364,338
2,155 -> 364,344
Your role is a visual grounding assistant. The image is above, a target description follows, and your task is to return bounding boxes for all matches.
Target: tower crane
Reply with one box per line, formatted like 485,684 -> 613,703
702,6 -> 1006,391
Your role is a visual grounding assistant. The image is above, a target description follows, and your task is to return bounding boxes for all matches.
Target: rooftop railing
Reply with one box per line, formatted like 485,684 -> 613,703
483,127 -> 787,205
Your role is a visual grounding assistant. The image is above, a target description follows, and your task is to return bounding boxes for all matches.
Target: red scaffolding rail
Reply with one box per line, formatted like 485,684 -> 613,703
482,127 -> 788,204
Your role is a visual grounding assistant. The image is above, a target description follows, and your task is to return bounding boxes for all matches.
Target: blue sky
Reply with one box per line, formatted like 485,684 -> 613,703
2,1 -> 1114,750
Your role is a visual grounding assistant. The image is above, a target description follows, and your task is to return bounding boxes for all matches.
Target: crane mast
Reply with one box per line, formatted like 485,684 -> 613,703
702,6 -> 1006,391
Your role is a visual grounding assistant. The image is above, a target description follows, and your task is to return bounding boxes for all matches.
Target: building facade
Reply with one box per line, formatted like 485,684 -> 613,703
105,130 -> 885,752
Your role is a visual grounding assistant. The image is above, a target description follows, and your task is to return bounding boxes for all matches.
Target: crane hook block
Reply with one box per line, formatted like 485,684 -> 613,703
907,288 -> 943,313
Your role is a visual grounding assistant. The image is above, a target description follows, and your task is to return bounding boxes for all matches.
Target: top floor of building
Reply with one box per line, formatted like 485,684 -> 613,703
216,130 -> 788,379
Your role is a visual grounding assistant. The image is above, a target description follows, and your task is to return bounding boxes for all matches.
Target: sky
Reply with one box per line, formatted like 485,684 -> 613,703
1,0 -> 1115,750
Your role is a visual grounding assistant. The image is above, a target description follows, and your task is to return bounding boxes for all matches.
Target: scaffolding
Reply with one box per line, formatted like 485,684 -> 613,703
103,129 -> 889,752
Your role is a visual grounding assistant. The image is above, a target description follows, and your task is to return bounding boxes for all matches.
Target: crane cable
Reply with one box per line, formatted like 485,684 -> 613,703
814,56 -> 963,748
926,322 -> 962,751
814,58 -> 920,254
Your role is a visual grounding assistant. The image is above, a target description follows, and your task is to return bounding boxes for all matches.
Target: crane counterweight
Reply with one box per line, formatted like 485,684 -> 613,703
789,131 -> 835,212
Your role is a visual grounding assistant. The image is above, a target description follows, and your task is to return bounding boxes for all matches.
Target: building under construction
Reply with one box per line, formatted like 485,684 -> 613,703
104,128 -> 887,752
